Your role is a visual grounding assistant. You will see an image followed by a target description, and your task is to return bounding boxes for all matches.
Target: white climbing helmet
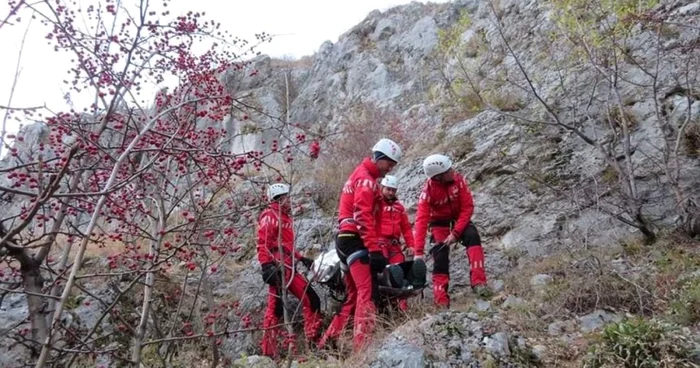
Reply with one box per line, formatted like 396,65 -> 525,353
380,175 -> 399,189
372,138 -> 402,163
267,183 -> 290,200
423,154 -> 453,178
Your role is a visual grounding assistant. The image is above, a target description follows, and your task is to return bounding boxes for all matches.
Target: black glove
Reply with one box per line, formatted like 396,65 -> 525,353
368,251 -> 387,274
299,257 -> 314,269
261,262 -> 281,286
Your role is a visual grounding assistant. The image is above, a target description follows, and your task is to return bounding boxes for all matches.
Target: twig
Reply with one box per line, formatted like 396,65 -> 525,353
1,13 -> 34,158
0,287 -> 61,300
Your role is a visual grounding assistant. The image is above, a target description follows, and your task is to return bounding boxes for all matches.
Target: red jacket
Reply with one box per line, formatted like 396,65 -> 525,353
256,202 -> 303,266
413,172 -> 475,256
379,197 -> 415,250
337,157 -> 383,253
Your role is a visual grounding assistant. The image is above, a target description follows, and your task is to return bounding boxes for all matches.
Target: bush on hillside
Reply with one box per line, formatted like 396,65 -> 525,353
584,318 -> 698,368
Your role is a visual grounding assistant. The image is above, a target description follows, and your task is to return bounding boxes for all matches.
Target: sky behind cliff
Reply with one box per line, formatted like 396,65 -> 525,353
0,0 -> 449,154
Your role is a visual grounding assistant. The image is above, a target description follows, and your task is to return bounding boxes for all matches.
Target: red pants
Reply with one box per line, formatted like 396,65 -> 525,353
318,258 -> 375,351
382,240 -> 408,311
429,222 -> 486,307
381,240 -> 405,264
261,270 -> 322,358
319,232 -> 377,352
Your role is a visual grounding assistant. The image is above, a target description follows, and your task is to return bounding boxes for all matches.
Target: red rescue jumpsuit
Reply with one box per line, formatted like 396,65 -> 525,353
318,157 -> 382,351
378,196 -> 415,310
257,202 -> 322,358
413,172 -> 487,307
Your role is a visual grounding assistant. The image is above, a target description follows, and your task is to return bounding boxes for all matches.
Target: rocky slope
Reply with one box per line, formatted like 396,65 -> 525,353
223,0 -> 700,251
213,0 -> 700,365
2,0 -> 700,366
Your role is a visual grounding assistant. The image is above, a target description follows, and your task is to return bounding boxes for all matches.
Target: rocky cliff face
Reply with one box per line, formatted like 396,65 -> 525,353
2,0 -> 700,366
223,0 -> 700,251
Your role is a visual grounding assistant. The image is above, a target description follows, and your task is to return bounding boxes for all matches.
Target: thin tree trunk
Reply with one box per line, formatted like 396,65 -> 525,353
282,73 -> 295,368
131,240 -> 158,364
21,260 -> 49,357
46,212 -> 82,315
132,194 -> 164,365
203,277 -> 220,368
183,172 -> 221,368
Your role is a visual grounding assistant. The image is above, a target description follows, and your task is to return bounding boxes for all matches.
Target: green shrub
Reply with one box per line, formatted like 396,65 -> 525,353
585,318 -> 697,368
669,276 -> 700,326
240,123 -> 262,135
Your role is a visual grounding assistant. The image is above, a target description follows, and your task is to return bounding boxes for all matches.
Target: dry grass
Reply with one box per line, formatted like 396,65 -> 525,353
483,90 -> 526,112
529,336 -> 590,367
684,122 -> 700,157
1,233 -> 125,274
311,102 -> 418,214
80,238 -> 130,258
438,132 -> 476,162
270,55 -> 315,69
503,246 -> 656,320
604,105 -> 639,130
494,232 -> 700,366
440,92 -> 484,128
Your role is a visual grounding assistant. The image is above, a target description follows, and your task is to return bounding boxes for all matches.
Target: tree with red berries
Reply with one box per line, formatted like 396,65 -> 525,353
0,0 -> 324,366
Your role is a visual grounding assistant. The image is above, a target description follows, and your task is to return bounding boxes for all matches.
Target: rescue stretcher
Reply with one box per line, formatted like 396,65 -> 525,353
306,245 -> 428,306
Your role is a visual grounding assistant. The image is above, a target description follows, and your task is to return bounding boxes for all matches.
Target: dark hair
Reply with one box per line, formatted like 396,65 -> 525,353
272,193 -> 288,201
373,151 -> 396,163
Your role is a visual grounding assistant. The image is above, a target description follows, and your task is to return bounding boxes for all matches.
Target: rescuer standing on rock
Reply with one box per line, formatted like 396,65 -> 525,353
413,154 -> 490,308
